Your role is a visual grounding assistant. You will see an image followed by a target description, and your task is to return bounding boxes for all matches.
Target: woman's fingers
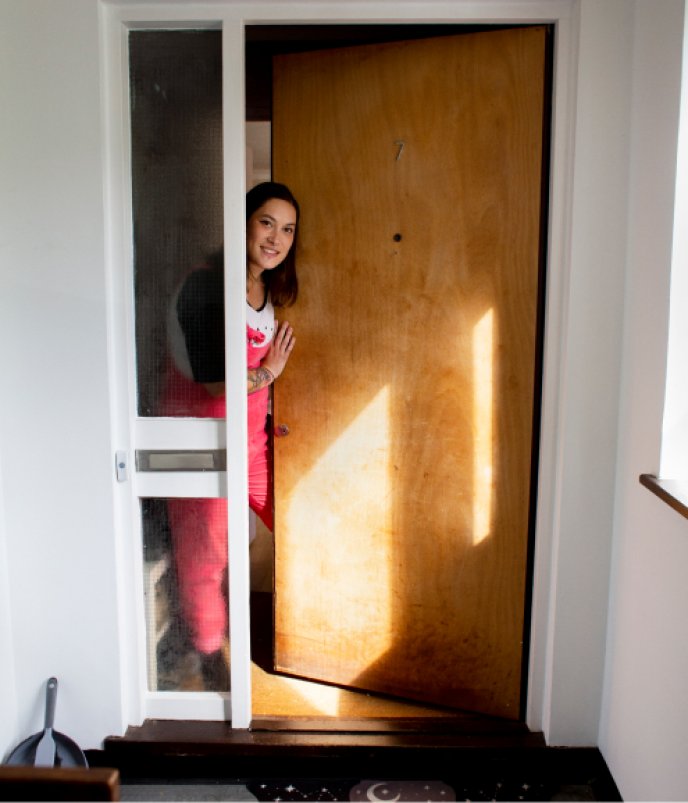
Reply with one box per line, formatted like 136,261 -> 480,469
261,322 -> 295,380
276,321 -> 295,353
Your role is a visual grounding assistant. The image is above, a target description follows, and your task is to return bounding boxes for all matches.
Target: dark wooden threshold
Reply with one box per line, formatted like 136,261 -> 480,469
249,715 -> 536,735
90,723 -> 623,802
95,718 -> 545,780
640,473 -> 688,520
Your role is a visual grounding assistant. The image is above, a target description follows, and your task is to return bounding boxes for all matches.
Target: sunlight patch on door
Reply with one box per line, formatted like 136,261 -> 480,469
281,385 -> 394,682
473,308 -> 495,546
280,674 -> 343,717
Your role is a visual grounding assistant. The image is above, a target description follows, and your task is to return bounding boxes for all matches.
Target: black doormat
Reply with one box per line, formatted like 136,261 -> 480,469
246,777 -> 598,801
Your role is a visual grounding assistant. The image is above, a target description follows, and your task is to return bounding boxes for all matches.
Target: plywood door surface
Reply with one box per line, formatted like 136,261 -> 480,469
272,27 -> 546,719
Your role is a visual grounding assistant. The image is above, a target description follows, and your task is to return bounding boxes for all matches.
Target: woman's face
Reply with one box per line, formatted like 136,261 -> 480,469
246,198 -> 297,275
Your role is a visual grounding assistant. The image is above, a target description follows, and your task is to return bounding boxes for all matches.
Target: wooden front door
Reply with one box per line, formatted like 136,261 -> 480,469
271,26 -> 547,719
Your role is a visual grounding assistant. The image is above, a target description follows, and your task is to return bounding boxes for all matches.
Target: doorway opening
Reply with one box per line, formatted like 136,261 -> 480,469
245,23 -> 553,726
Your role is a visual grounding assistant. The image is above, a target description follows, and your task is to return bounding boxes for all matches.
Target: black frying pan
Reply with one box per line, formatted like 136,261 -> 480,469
4,678 -> 88,768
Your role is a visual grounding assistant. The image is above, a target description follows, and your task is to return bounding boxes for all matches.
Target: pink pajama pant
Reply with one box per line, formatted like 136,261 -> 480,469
161,352 -> 272,655
167,428 -> 272,654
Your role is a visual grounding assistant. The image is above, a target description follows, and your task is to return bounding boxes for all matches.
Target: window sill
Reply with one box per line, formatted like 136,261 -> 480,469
639,474 -> 688,521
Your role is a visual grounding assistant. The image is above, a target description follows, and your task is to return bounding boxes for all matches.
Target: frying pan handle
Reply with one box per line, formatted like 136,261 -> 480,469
44,677 -> 58,730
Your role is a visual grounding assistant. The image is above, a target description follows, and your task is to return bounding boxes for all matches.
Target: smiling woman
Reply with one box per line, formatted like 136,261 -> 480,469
154,182 -> 301,693
246,204 -> 297,283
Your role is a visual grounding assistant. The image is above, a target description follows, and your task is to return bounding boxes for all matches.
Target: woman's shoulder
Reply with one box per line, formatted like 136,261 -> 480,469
177,265 -> 223,310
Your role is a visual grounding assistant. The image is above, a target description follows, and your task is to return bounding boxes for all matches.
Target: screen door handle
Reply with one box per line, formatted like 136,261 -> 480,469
135,450 -> 226,472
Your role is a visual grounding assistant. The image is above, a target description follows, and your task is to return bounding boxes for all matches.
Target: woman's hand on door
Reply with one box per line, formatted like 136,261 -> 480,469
261,321 -> 296,381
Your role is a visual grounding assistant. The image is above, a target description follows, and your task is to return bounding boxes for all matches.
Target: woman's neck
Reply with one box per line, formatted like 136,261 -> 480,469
247,267 -> 263,284
247,270 -> 266,310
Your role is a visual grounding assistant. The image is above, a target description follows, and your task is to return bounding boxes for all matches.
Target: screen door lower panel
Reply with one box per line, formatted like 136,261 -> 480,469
142,497 -> 230,693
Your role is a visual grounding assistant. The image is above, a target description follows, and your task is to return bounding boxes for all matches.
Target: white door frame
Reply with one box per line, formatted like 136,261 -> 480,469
101,0 -> 579,733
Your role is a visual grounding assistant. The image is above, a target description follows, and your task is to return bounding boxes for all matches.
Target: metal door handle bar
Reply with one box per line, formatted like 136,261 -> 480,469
136,450 -> 226,472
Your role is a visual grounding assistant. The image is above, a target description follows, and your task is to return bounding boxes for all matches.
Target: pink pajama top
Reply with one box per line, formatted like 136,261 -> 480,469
246,296 -> 276,451
160,265 -> 276,439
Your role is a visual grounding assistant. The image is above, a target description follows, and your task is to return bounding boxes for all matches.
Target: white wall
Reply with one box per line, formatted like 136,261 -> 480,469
534,0 -> 634,745
0,0 -> 124,753
662,0 -> 688,480
600,1 -> 688,800
0,450 -> 18,755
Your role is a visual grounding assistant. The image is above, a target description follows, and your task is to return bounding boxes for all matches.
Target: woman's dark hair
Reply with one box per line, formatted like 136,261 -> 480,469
246,181 -> 300,308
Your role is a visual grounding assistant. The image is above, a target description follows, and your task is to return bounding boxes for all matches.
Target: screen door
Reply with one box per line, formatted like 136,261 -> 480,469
129,29 -> 229,696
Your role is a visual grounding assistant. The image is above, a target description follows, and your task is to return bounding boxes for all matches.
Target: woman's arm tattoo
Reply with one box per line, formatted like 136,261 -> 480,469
248,366 -> 274,394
